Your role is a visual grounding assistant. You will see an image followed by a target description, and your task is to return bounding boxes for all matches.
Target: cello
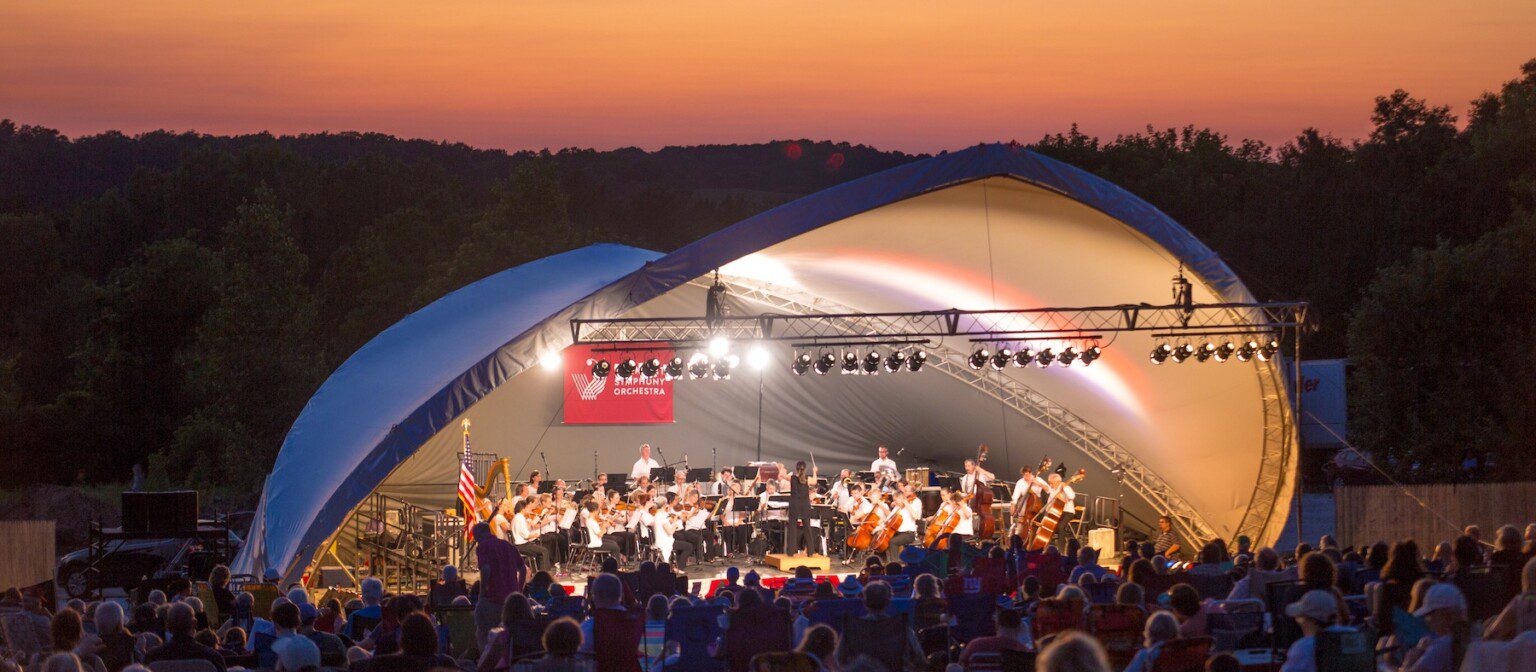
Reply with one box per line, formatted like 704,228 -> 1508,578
1026,468 -> 1086,551
871,493 -> 906,553
969,445 -> 997,540
923,490 -> 961,549
1010,456 -> 1052,540
846,493 -> 887,552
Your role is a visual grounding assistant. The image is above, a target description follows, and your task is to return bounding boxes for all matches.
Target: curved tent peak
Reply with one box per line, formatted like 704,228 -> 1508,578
233,242 -> 661,577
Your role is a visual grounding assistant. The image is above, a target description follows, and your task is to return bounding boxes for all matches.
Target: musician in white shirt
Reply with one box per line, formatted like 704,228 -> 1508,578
940,490 -> 975,543
489,499 -> 513,540
1044,470 -> 1077,514
1010,467 -> 1048,508
883,485 -> 924,562
630,443 -> 660,480
677,492 -> 711,563
960,458 -> 994,495
510,500 -> 553,568
582,501 -> 622,555
651,501 -> 695,569
870,446 -> 899,483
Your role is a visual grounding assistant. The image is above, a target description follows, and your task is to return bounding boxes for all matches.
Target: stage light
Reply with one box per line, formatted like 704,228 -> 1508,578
884,351 -> 907,373
968,348 -> 989,370
1171,343 -> 1194,363
688,353 -> 710,379
615,358 -> 638,379
861,351 -> 881,374
1058,347 -> 1079,367
590,358 -> 611,378
640,357 -> 661,378
1014,348 -> 1034,367
841,352 -> 860,374
990,348 -> 1012,370
1194,342 -> 1216,363
1080,346 -> 1101,366
712,354 -> 739,380
538,352 -> 562,371
747,346 -> 769,370
815,353 -> 836,375
1149,344 -> 1172,365
1236,340 -> 1258,362
1258,338 -> 1280,361
906,351 -> 927,372
708,336 -> 730,358
664,356 -> 685,379
791,352 -> 812,376
1214,342 -> 1235,362
1035,348 -> 1056,368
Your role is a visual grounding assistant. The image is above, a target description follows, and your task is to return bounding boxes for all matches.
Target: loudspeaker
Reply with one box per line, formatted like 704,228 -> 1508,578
121,491 -> 198,534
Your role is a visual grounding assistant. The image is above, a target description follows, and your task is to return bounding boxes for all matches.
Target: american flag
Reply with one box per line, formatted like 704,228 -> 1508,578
457,420 -> 479,537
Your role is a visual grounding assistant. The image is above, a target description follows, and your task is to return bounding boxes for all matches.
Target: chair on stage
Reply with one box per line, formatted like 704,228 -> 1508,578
664,604 -> 726,672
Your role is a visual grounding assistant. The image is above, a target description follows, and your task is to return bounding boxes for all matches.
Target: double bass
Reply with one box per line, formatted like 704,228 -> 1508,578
969,445 -> 996,539
1026,468 -> 1086,551
1010,456 -> 1052,539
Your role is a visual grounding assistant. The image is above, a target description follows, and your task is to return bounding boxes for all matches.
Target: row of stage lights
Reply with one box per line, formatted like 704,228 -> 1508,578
790,349 -> 929,376
1149,337 -> 1279,364
966,345 -> 1103,370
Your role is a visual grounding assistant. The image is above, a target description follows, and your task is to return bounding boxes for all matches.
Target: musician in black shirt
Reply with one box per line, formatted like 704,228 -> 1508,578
787,460 -> 817,555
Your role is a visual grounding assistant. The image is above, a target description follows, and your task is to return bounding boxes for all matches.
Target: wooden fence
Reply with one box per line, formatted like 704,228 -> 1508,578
0,520 -> 55,589
1333,482 -> 1536,547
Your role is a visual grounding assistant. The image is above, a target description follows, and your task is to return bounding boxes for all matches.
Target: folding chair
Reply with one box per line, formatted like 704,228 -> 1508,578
948,592 -> 999,643
1316,627 -> 1375,672
193,582 -> 220,626
436,604 -> 478,660
1264,579 -> 1306,653
1208,599 -> 1265,651
1089,603 -> 1147,668
242,583 -> 283,619
1150,636 -> 1214,672
1031,598 -> 1084,643
665,604 -> 726,672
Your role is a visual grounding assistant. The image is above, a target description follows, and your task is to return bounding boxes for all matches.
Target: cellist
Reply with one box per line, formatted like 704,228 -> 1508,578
884,483 -> 923,563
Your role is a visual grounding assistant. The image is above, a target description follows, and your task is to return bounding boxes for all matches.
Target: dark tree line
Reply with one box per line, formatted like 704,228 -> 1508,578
1,60 -> 1533,491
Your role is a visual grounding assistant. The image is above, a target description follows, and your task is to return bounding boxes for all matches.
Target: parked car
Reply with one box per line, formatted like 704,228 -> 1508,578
56,525 -> 243,599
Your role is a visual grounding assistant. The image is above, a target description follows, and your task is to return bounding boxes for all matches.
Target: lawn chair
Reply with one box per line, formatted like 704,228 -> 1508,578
1031,597 -> 1084,643
1208,599 -> 1265,651
948,592 -> 999,643
665,604 -> 725,672
1089,603 -> 1147,668
436,604 -> 478,660
1150,636 -> 1214,672
242,583 -> 283,619
1316,626 -> 1375,672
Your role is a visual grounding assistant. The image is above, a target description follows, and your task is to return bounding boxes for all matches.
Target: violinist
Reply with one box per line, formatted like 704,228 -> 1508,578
678,491 -> 711,564
652,499 -> 694,569
510,499 -> 553,569
712,468 -> 737,497
887,483 -> 923,562
582,500 -> 623,557
603,491 -> 636,559
667,469 -> 689,496
490,498 -> 514,540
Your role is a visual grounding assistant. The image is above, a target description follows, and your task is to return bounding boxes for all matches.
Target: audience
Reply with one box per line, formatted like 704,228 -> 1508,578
143,603 -> 226,672
1122,610 -> 1179,672
1486,556 -> 1536,640
1037,631 -> 1111,672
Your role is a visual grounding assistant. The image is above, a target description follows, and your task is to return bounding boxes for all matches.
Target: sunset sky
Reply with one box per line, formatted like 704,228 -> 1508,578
3,1 -> 1533,153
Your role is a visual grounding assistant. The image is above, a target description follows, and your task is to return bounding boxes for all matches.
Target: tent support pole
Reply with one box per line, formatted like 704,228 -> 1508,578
755,369 -> 764,462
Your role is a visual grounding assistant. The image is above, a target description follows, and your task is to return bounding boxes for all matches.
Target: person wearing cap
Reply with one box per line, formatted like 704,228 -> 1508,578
297,601 -> 345,665
1278,590 -> 1356,672
273,634 -> 321,672
1400,582 -> 1468,672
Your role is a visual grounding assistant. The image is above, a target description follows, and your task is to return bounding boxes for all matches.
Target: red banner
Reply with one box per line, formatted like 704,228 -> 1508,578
562,343 -> 675,424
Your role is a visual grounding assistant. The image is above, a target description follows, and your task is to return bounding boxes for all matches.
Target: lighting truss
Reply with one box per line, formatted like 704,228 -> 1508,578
571,301 -> 1307,346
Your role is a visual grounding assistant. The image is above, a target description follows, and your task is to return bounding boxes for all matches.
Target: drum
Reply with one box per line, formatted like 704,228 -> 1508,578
757,463 -> 781,483
906,468 -> 931,488
917,487 -> 944,517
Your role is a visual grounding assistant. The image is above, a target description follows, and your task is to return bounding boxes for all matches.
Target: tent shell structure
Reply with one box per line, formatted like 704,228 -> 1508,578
233,143 -> 1297,582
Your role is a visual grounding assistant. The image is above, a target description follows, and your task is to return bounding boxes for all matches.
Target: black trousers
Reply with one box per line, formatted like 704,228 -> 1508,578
786,515 -> 816,555
718,525 -> 748,555
676,529 -> 707,563
517,541 -> 552,569
602,533 -> 630,559
538,532 -> 564,565
668,538 -> 696,568
883,531 -> 916,563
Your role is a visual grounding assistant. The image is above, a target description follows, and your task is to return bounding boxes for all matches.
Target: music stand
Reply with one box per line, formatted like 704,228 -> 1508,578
650,466 -> 676,483
854,470 -> 877,484
686,467 -> 714,483
732,465 -> 757,480
934,474 -> 961,491
536,481 -> 556,494
605,473 -> 629,487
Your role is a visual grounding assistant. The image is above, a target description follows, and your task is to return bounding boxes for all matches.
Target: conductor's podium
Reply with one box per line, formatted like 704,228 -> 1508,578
765,553 -> 831,572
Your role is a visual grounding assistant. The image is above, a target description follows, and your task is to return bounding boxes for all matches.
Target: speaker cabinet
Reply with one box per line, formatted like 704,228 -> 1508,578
121,491 -> 199,534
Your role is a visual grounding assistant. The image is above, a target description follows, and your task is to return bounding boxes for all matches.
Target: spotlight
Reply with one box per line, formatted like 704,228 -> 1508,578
1258,338 -> 1280,361
968,348 -> 990,370
814,353 -> 836,375
712,354 -> 739,380
589,358 -> 611,378
1057,347 -> 1078,367
538,352 -> 562,371
640,357 -> 661,378
1236,340 -> 1258,362
791,352 -> 812,376
1035,348 -> 1056,368
862,351 -> 881,374
1214,342 -> 1235,362
1014,348 -> 1035,367
1080,346 -> 1101,366
841,352 -> 860,374
906,351 -> 927,372
688,353 -> 710,379
884,351 -> 907,373
1149,344 -> 1172,365
1194,342 -> 1216,363
615,358 -> 638,379
747,346 -> 769,370
664,356 -> 685,379
1171,343 -> 1194,363
708,336 -> 730,358
990,348 -> 1012,370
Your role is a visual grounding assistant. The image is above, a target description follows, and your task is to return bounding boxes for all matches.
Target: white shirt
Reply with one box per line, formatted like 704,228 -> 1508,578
850,499 -> 875,525
1046,483 -> 1077,514
871,457 -> 899,478
631,457 -> 660,479
1011,477 -> 1047,505
759,492 -> 787,521
491,513 -> 510,540
951,503 -> 975,536
897,498 -> 922,533
652,510 -> 677,558
961,471 -> 991,495
685,508 -> 709,531
510,514 -> 533,545
583,512 -> 606,548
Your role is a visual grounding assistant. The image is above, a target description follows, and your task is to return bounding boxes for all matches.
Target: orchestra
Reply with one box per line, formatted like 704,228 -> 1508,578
450,441 -> 1087,574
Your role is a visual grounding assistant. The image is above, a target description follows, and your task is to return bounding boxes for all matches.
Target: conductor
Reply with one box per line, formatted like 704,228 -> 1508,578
786,460 -> 817,555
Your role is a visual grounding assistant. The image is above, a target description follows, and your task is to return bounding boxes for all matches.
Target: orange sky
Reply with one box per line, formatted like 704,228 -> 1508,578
3,1 -> 1533,152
